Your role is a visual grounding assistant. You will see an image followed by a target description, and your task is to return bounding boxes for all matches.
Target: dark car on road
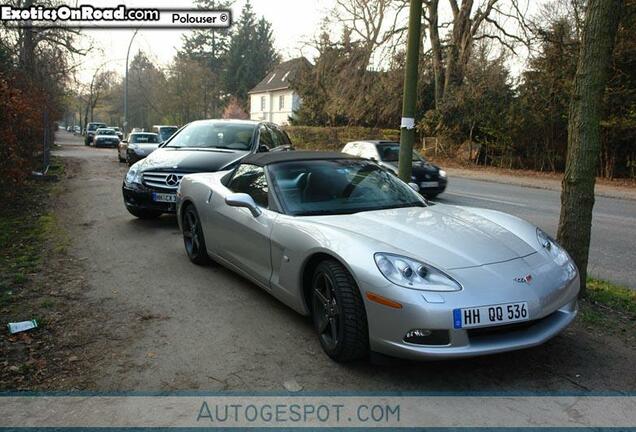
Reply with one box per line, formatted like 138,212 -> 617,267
125,132 -> 161,165
84,122 -> 107,146
153,125 -> 179,143
93,128 -> 120,148
342,140 -> 447,198
122,119 -> 293,219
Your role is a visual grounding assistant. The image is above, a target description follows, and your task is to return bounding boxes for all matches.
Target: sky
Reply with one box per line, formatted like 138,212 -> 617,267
74,0 -> 543,84
75,0 -> 332,83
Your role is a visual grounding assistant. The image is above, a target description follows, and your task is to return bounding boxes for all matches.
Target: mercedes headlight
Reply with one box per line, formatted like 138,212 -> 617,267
125,164 -> 142,186
374,253 -> 462,292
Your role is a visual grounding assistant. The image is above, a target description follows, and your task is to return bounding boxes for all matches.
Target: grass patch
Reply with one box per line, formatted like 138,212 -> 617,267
579,277 -> 635,344
585,278 -> 635,316
0,158 -> 64,308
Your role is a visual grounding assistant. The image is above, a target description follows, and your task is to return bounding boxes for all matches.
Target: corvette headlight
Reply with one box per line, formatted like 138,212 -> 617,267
374,253 -> 462,292
438,169 -> 447,178
125,164 -> 142,186
536,228 -> 576,279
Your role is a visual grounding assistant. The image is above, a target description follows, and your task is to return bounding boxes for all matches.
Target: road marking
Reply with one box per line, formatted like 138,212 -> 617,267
444,191 -> 529,207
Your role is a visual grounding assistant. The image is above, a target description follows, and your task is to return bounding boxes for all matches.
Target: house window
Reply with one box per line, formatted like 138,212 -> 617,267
279,95 -> 285,110
260,96 -> 266,111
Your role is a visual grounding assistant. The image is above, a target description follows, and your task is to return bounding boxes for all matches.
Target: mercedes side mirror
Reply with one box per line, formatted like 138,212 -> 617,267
225,193 -> 262,217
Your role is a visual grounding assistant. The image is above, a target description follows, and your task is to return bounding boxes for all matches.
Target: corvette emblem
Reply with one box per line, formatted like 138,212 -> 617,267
514,274 -> 533,284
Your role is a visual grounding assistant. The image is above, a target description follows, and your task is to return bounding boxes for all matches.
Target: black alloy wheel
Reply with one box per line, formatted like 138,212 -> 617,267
311,259 -> 369,362
182,205 -> 210,265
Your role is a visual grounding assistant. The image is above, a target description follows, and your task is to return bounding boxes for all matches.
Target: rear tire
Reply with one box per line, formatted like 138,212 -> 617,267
311,259 -> 369,362
126,206 -> 162,219
182,204 -> 210,265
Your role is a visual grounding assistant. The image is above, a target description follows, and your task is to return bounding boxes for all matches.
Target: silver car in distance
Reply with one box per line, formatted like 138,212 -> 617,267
176,152 -> 579,362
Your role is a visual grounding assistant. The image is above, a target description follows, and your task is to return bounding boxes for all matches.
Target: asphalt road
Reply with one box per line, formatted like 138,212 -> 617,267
51,131 -> 635,392
435,178 -> 636,290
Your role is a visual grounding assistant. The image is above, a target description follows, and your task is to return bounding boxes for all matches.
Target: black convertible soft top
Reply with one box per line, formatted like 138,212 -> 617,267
241,151 -> 359,166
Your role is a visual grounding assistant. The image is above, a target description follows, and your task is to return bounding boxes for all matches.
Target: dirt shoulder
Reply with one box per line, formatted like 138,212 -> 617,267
434,160 -> 636,201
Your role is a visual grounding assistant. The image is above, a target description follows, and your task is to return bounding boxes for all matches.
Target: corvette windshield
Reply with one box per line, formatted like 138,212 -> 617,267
165,122 -> 255,151
268,159 -> 426,216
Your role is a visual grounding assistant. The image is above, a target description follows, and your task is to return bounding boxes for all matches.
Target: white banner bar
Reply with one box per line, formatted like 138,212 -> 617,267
0,395 -> 634,428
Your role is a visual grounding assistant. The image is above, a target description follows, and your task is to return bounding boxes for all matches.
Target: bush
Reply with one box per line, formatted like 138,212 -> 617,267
283,126 -> 400,152
0,73 -> 45,196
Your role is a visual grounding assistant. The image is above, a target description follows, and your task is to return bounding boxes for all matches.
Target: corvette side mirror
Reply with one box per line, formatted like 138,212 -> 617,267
408,182 -> 420,192
225,193 -> 262,217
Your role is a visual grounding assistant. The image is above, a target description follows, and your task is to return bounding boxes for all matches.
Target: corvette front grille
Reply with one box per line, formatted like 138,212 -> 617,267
142,171 -> 185,190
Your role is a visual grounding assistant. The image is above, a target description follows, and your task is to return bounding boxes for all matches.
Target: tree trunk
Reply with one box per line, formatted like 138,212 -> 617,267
556,0 -> 623,294
427,0 -> 444,108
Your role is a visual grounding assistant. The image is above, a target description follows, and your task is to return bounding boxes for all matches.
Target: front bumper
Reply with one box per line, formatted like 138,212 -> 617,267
361,274 -> 579,360
417,177 -> 447,196
122,182 -> 177,214
95,140 -> 118,148
127,149 -> 148,165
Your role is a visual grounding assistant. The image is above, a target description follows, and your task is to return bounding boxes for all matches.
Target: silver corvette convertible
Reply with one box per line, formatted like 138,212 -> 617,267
176,152 -> 579,362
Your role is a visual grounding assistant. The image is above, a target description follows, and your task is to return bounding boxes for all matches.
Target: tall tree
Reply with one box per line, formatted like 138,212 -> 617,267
180,0 -> 233,117
331,0 -> 409,68
557,0 -> 624,293
223,0 -> 278,105
425,0 -> 530,108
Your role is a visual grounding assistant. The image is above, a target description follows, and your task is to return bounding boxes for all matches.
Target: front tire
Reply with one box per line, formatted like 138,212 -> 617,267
182,205 -> 210,265
126,206 -> 162,219
311,259 -> 369,362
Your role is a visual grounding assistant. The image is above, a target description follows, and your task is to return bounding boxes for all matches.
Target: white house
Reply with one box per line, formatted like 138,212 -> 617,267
248,58 -> 309,125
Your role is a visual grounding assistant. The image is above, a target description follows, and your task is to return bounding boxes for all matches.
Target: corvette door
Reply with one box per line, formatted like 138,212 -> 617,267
213,164 -> 276,288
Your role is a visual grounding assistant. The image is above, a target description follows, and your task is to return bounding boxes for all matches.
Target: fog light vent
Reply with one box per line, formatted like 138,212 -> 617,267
403,329 -> 450,345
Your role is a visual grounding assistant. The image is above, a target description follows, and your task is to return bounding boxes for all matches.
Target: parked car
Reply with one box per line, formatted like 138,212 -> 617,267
109,126 -> 124,140
176,151 -> 579,362
73,125 -> 81,134
84,122 -> 107,145
153,125 -> 179,143
125,132 -> 161,165
122,119 -> 293,219
93,128 -> 120,148
342,140 -> 447,198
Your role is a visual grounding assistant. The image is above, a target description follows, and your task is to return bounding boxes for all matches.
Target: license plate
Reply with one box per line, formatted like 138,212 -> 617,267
453,302 -> 529,329
420,181 -> 439,188
152,192 -> 176,203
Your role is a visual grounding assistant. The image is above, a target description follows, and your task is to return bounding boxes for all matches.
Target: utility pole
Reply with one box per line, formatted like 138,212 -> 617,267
124,28 -> 140,135
398,0 -> 422,182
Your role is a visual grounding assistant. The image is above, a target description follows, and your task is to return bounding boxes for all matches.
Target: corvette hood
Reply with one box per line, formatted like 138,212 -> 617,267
309,205 -> 536,270
138,148 -> 249,173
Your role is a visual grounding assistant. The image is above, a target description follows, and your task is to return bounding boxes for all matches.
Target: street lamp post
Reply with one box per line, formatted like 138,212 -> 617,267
124,28 -> 140,135
397,0 -> 422,183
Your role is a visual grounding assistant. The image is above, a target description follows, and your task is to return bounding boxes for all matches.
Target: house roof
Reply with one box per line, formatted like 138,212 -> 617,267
248,57 -> 310,94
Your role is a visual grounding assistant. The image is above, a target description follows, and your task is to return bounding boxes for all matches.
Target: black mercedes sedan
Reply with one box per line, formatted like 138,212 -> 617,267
342,140 -> 447,198
122,119 -> 293,219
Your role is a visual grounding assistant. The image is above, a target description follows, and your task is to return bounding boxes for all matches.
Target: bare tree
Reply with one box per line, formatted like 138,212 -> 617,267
425,0 -> 531,108
331,0 -> 409,67
557,0 -> 623,293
